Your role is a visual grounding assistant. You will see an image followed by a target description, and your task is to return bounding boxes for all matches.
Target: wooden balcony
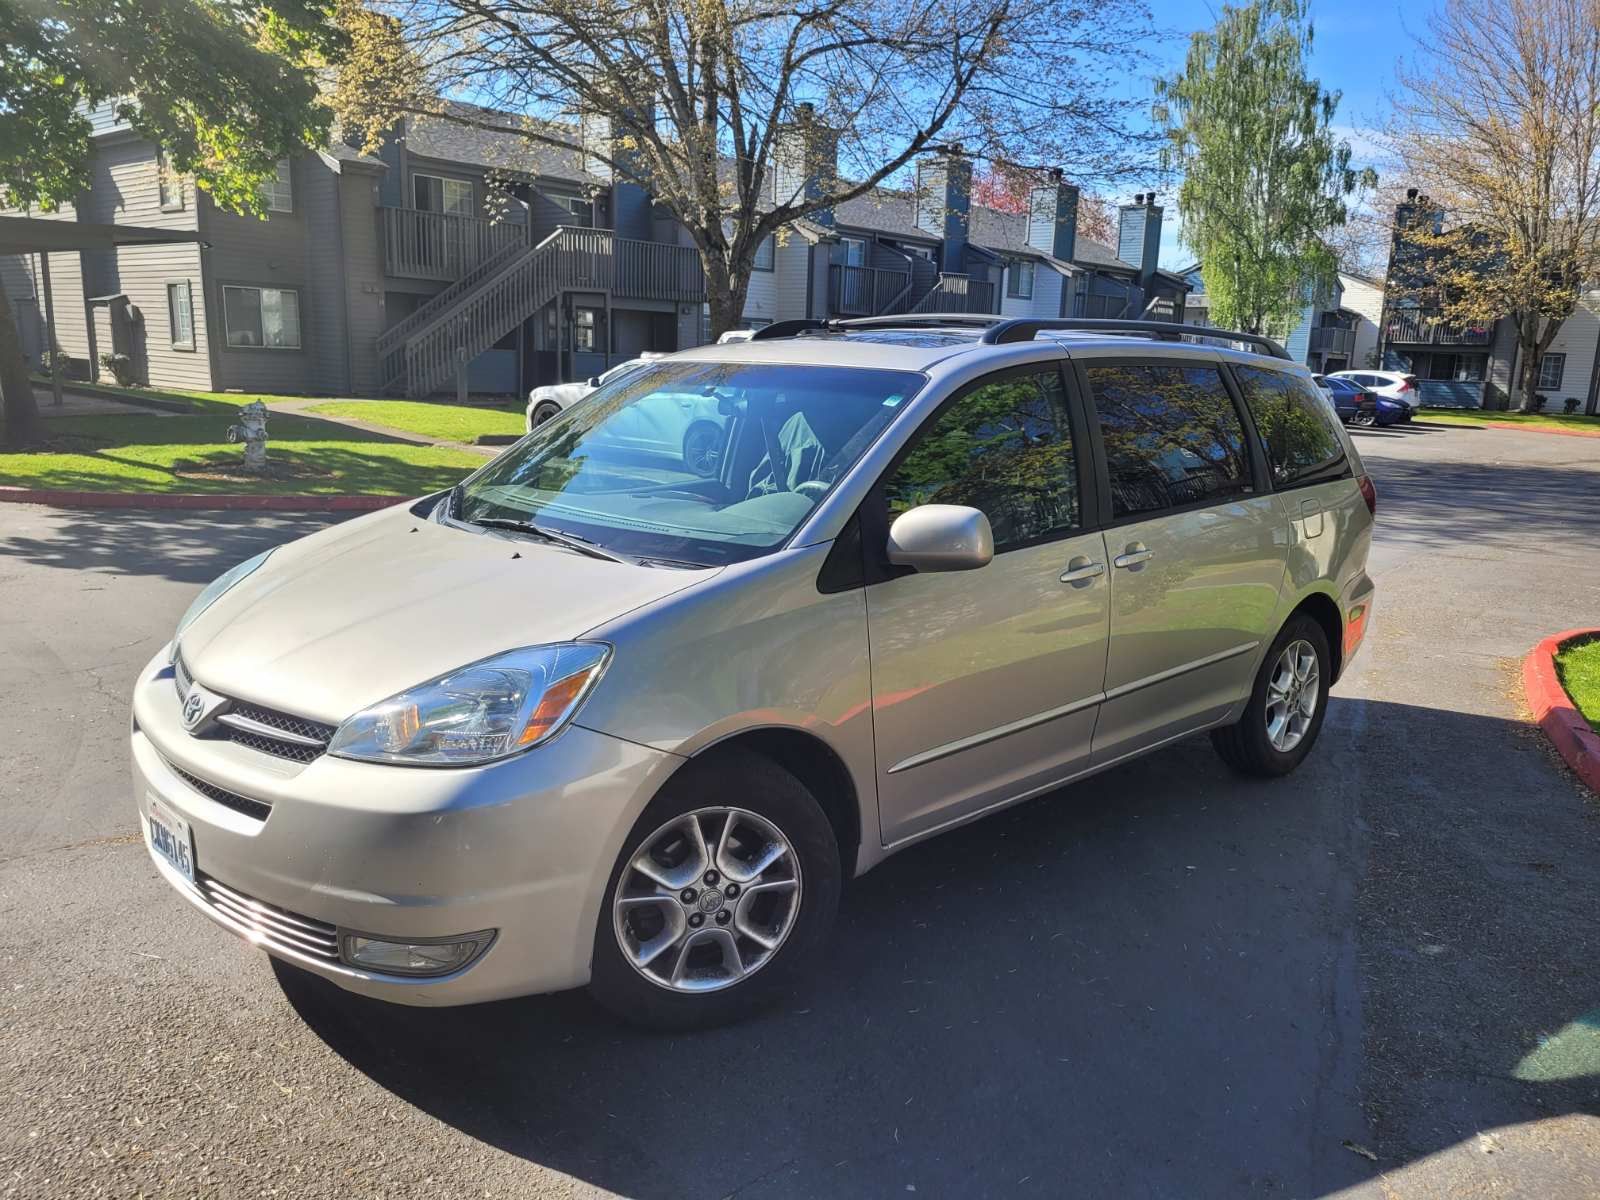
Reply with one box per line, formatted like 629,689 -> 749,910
912,272 -> 998,314
1384,309 -> 1493,345
830,264 -> 911,316
558,227 -> 706,302
380,207 -> 529,281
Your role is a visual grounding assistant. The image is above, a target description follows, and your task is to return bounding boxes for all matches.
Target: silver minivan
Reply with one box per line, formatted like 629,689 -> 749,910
131,317 -> 1376,1029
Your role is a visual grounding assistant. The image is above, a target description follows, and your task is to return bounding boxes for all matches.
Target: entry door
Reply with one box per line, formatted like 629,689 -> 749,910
865,365 -> 1110,844
1082,359 -> 1289,763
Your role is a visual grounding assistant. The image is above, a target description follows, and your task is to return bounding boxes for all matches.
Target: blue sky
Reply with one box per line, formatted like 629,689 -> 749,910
1137,0 -> 1416,266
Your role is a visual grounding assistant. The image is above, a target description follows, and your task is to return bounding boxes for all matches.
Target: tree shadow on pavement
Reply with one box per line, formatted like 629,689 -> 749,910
0,508 -> 341,584
276,698 -> 1600,1199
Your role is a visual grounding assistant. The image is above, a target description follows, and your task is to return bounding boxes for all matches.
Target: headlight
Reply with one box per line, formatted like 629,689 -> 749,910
171,549 -> 273,656
327,642 -> 612,766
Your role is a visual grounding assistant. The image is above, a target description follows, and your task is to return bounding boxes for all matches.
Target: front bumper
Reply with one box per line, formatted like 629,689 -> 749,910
131,646 -> 680,1006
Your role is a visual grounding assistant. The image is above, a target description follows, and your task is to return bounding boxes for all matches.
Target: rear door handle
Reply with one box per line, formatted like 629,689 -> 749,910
1113,543 -> 1154,569
1059,557 -> 1105,584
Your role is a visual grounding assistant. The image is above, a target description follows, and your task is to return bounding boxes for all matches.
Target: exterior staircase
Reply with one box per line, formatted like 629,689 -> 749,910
382,226 -> 706,399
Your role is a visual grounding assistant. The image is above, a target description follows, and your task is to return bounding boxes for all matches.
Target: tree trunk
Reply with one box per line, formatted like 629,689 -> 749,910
703,253 -> 752,342
0,284 -> 40,448
1517,328 -> 1544,412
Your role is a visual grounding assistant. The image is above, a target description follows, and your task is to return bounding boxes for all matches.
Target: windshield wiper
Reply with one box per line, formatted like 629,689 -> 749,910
469,517 -> 629,564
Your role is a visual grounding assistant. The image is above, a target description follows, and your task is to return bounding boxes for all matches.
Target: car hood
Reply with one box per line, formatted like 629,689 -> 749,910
177,503 -> 716,723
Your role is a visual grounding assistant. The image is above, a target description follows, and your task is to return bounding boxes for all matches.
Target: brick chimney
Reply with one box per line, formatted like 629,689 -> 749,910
915,145 -> 972,273
1117,192 -> 1164,286
1026,169 -> 1079,262
772,102 -> 839,227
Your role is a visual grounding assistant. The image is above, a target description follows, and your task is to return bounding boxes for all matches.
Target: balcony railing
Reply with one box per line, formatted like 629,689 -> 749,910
829,264 -> 912,316
911,273 -> 998,314
1310,325 -> 1356,355
1384,309 -> 1493,345
381,207 -> 529,281
558,226 -> 706,302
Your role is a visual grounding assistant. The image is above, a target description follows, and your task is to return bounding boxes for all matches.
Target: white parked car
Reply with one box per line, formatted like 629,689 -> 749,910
525,354 -> 666,430
1328,371 -> 1422,419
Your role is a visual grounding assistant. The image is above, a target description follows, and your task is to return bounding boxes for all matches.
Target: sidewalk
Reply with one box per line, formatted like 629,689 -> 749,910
262,397 -> 502,457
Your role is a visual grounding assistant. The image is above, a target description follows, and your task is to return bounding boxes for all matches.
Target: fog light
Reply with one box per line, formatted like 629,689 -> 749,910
340,930 -> 495,977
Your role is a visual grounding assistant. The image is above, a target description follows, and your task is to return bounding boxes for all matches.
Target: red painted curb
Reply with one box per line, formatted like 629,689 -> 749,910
1486,422 -> 1600,438
1523,628 -> 1600,794
0,487 -> 407,513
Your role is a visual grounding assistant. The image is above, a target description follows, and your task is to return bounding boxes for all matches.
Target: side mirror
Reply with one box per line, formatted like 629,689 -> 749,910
886,505 -> 994,572
586,376 -> 601,388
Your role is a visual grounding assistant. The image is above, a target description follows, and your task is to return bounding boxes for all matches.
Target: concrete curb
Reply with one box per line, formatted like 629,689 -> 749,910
0,486 -> 406,513
1486,422 -> 1600,438
1523,628 -> 1600,793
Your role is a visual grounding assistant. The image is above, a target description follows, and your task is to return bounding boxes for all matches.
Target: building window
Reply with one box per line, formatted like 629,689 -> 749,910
166,281 -> 194,350
414,173 -> 474,217
157,149 -> 184,211
260,159 -> 293,213
574,307 -> 599,353
223,286 -> 302,349
753,234 -> 775,271
1008,261 -> 1035,300
1537,352 -> 1566,390
840,237 -> 867,267
550,193 -> 595,227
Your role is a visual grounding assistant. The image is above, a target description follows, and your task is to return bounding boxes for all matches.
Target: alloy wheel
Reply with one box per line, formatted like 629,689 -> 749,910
1265,639 -> 1320,752
612,807 -> 802,993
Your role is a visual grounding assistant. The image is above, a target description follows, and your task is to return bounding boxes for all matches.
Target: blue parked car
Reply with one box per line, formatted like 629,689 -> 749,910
1315,375 -> 1397,426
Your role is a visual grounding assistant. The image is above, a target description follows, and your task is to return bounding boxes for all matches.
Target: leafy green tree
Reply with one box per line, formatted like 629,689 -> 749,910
1156,0 -> 1373,337
0,0 -> 343,446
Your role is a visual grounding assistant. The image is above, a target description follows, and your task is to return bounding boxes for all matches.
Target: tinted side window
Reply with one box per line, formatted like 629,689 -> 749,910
1234,365 -> 1346,487
1085,363 -> 1252,519
884,369 -> 1078,552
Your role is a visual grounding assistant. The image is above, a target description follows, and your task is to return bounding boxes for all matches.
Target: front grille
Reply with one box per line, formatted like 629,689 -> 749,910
168,761 -> 273,822
172,654 -> 335,765
196,873 -> 341,964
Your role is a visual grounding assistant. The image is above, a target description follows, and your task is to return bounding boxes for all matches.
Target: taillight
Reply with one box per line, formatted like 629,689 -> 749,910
1399,378 -> 1416,391
1358,475 -> 1377,515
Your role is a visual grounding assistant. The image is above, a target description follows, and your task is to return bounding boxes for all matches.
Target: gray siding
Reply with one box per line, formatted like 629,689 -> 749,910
339,169 -> 387,394
301,159 -> 350,393
773,234 -> 812,320
203,155 -> 311,393
81,138 -> 212,389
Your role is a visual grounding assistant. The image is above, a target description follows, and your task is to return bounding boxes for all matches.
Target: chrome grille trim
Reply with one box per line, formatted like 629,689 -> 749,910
216,711 -> 327,747
224,702 -> 336,747
173,654 -> 192,699
197,874 -> 341,964
167,761 -> 272,822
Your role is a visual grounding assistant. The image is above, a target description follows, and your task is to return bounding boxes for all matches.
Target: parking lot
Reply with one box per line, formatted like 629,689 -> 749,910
2,422 -> 1597,1199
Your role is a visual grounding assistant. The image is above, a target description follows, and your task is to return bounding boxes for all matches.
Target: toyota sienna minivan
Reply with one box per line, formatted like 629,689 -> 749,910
132,316 -> 1376,1029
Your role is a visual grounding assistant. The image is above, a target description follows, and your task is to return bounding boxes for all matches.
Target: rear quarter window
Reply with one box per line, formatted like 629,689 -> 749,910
1233,365 -> 1347,488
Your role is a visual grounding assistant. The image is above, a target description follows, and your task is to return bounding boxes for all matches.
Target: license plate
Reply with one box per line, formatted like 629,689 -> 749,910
146,793 -> 195,884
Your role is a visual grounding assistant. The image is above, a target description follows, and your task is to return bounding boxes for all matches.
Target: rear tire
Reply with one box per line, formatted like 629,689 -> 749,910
1211,614 -> 1331,778
589,749 -> 842,1031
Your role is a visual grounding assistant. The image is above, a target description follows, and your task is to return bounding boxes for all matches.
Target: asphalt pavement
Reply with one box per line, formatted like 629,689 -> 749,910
1,421 -> 1596,1199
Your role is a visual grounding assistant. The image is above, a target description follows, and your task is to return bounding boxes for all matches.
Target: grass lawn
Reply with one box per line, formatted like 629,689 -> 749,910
1414,409 -> 1600,432
1,389 -> 486,496
1555,636 -> 1600,734
307,398 -> 525,443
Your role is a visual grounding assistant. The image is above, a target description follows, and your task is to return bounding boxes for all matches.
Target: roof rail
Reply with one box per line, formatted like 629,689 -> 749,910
749,314 -> 1003,340
979,318 -> 1291,360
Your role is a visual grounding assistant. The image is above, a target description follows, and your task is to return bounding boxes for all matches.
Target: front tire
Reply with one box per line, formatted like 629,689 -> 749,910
589,749 -> 842,1030
1211,614 -> 1331,777
528,399 -> 563,431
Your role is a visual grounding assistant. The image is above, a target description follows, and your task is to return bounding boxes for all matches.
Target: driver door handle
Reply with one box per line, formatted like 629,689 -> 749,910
1059,557 -> 1105,584
1113,543 -> 1154,569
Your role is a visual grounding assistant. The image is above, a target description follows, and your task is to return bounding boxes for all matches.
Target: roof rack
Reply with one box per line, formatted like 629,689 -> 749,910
979,318 -> 1291,360
747,313 -> 1291,361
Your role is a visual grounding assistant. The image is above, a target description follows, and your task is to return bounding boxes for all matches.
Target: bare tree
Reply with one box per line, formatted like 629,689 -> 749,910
1389,0 -> 1600,409
333,0 -> 1155,336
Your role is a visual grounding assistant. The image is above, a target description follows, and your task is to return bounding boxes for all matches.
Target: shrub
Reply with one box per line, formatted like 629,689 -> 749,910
1564,397 -> 1580,414
1526,392 -> 1548,413
99,353 -> 138,387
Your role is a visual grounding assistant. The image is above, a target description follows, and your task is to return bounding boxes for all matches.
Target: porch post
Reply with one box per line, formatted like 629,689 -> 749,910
38,253 -> 63,406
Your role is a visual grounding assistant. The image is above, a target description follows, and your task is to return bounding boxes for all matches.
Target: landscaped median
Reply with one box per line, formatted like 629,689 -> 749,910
1,387 -> 490,510
1523,628 -> 1600,793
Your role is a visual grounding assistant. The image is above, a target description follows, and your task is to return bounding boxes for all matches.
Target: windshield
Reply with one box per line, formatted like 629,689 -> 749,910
456,360 -> 925,566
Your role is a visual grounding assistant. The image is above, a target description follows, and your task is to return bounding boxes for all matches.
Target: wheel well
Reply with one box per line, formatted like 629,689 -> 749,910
691,729 -> 863,874
1290,592 -> 1344,681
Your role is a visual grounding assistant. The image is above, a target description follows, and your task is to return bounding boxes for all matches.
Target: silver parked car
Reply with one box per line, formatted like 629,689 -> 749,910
133,317 -> 1376,1029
